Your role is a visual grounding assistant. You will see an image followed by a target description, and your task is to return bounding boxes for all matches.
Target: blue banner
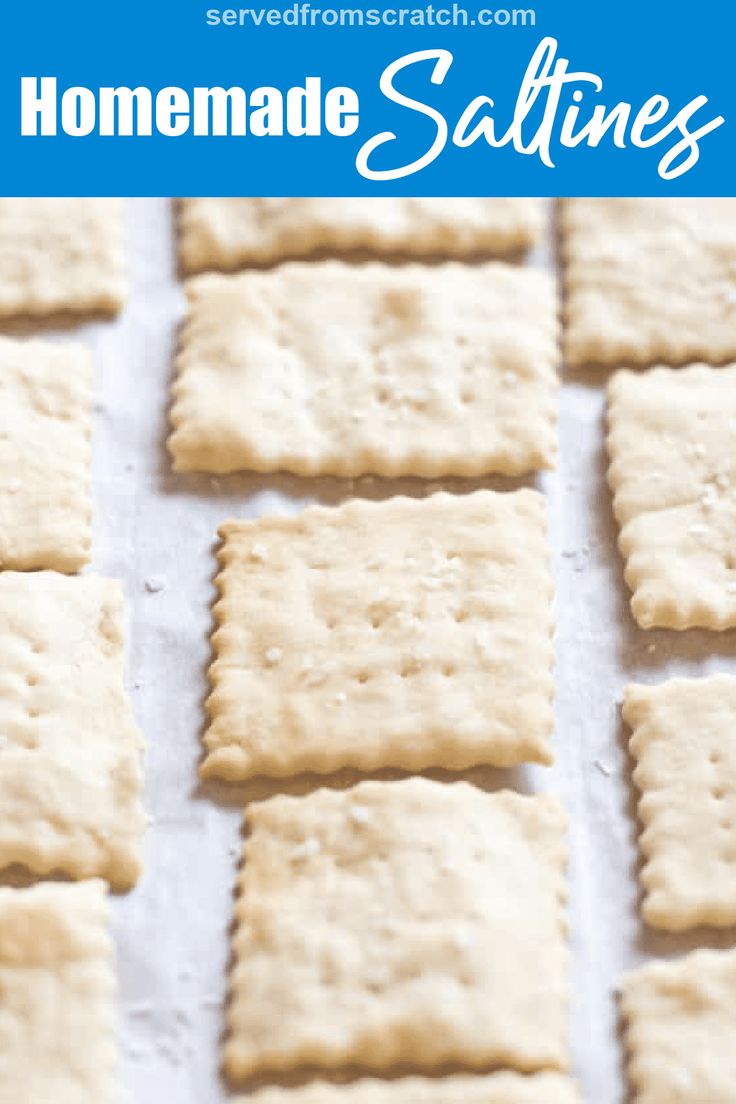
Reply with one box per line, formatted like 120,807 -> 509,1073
0,0 -> 732,195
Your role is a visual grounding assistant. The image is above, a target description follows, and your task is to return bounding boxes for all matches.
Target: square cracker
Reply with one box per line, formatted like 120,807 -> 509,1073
0,198 -> 126,319
202,489 -> 554,782
225,779 -> 570,1080
178,197 -> 544,272
237,1073 -> 581,1104
0,572 -> 145,890
620,946 -> 736,1104
607,364 -> 736,629
562,198 -> 736,367
0,879 -> 117,1103
0,336 -> 92,572
624,676 -> 736,931
169,261 -> 558,478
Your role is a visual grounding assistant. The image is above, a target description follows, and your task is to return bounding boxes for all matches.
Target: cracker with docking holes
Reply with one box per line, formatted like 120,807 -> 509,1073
0,572 -> 145,890
225,779 -> 570,1080
0,336 -> 92,572
236,1073 -> 582,1104
620,946 -> 736,1104
0,198 -> 126,319
562,198 -> 736,367
202,490 -> 554,782
624,676 -> 736,931
607,364 -> 736,629
179,197 -> 544,271
0,880 -> 117,1103
169,261 -> 558,477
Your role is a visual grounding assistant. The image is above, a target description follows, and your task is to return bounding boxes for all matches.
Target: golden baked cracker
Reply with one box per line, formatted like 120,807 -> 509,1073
236,1073 -> 581,1104
169,261 -> 558,477
179,197 -> 545,271
607,364 -> 736,629
202,490 -> 554,782
0,198 -> 126,318
0,880 -> 117,1103
226,779 -> 570,1080
0,572 -> 145,890
624,676 -> 736,931
562,198 -> 736,368
0,336 -> 92,572
621,946 -> 736,1104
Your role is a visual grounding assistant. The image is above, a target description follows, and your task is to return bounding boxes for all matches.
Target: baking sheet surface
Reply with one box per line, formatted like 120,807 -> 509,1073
18,198 -> 736,1104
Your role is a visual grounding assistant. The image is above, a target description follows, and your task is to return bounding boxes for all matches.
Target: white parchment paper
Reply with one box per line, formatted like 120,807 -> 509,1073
39,198 -> 736,1103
